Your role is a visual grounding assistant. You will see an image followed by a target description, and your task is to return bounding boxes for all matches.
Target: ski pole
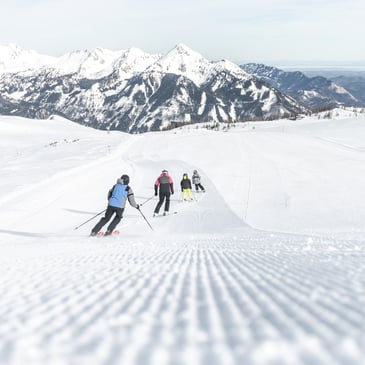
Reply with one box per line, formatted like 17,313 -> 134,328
140,195 -> 155,206
74,209 -> 106,230
137,207 -> 154,231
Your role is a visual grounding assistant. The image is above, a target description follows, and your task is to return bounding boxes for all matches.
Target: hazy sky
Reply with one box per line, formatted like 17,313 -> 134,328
1,0 -> 365,66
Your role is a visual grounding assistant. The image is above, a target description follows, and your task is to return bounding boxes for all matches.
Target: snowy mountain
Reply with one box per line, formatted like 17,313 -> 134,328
331,75 -> 365,105
0,44 -> 306,132
241,63 -> 360,109
1,113 -> 365,365
52,47 -> 161,80
0,43 -> 56,74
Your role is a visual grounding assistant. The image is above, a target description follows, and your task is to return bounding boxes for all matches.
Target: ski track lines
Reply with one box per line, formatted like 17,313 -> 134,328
0,238 -> 364,365
0,136 -> 135,233
0,131 -> 124,207
0,134 -> 131,211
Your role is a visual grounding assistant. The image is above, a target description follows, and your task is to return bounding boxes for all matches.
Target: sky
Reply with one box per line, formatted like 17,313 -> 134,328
1,0 -> 365,66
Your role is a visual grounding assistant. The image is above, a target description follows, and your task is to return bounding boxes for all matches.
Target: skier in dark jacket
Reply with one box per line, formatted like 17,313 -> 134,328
180,173 -> 193,201
153,170 -> 174,216
192,169 -> 205,192
90,174 -> 139,236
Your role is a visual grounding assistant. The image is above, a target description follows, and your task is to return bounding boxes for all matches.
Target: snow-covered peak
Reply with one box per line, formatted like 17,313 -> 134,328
54,47 -> 128,78
169,43 -> 203,58
0,43 -> 250,84
214,58 -> 252,79
0,44 -> 56,75
146,43 -> 214,86
0,43 -> 23,58
113,47 -> 161,79
0,44 -> 160,79
145,44 -> 253,86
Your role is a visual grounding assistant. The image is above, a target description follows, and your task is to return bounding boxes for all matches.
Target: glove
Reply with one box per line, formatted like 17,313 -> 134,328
155,192 -> 158,196
136,204 -> 140,210
171,191 -> 174,195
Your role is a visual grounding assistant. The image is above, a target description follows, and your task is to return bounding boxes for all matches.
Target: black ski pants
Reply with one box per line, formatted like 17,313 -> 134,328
92,205 -> 124,234
154,191 -> 171,213
194,183 -> 205,191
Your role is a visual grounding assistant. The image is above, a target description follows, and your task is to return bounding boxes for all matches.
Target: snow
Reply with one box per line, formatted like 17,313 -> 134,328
0,113 -> 365,365
145,44 -> 252,88
0,44 -> 56,75
54,48 -> 127,78
55,47 -> 159,79
0,44 -> 159,79
146,44 -> 212,86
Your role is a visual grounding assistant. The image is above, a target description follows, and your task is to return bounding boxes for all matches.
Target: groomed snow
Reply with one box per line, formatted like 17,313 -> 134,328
0,113 -> 364,365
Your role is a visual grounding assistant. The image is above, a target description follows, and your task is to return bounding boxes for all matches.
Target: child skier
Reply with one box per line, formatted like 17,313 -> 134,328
153,170 -> 174,216
192,170 -> 205,192
181,173 -> 193,201
90,174 -> 139,236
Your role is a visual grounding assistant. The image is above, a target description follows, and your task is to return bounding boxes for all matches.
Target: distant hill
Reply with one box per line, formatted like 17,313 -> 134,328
240,63 -> 361,110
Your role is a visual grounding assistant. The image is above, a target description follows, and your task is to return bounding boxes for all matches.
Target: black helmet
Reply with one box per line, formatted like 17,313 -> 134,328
120,174 -> 130,185
162,169 -> 168,174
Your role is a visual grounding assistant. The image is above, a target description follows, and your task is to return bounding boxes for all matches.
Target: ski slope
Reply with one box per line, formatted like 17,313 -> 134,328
0,114 -> 365,365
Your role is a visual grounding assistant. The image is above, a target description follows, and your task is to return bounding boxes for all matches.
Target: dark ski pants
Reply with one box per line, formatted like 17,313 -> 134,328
154,191 -> 171,213
194,183 -> 205,191
91,205 -> 124,234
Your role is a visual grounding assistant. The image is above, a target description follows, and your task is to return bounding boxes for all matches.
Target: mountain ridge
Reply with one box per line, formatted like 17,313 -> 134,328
240,63 -> 360,109
2,44 -> 354,132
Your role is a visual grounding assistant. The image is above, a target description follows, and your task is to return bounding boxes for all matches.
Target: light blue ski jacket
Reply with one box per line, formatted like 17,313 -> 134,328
108,178 -> 138,209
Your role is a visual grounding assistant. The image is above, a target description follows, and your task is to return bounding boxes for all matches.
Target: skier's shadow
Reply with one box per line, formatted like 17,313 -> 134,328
0,229 -> 46,238
63,208 -> 100,215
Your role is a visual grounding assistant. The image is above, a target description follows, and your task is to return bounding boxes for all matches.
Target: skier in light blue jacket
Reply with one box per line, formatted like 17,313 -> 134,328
90,174 -> 139,236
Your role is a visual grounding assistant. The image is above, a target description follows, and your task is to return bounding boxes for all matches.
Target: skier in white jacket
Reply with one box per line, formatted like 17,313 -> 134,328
192,170 -> 205,192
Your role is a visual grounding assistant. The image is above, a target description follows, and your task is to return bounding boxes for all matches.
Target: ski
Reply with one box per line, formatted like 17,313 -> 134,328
153,212 -> 178,217
95,230 -> 120,237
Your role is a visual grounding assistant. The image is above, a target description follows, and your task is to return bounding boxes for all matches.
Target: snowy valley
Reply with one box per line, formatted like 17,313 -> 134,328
0,110 -> 365,365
